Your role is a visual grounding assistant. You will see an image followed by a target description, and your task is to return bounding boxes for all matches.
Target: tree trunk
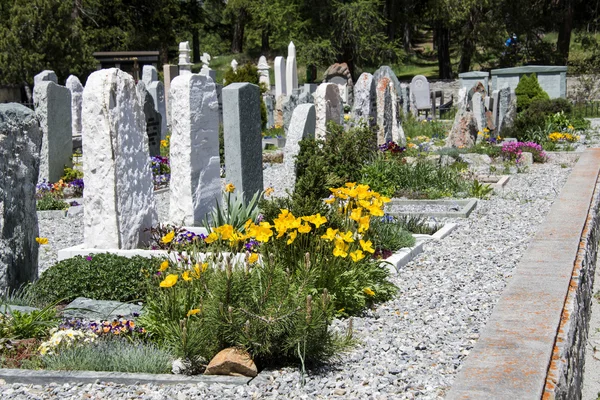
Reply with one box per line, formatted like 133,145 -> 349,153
556,0 -> 574,64
458,17 -> 475,73
231,8 -> 247,54
192,27 -> 200,63
385,0 -> 397,41
436,23 -> 452,79
261,29 -> 270,53
403,23 -> 411,53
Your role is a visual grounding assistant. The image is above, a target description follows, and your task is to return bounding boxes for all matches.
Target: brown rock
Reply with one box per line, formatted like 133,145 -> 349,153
446,109 -> 479,148
204,347 -> 258,377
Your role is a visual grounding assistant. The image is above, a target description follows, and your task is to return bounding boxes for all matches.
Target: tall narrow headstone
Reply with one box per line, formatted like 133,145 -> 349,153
169,74 -> 221,226
286,42 -> 298,94
283,104 -> 316,191
163,64 -> 179,126
178,42 -> 193,75
82,68 -> 157,249
472,92 -> 486,137
258,56 -> 270,88
223,83 -> 263,203
0,103 -> 42,290
35,81 -> 73,183
142,66 -> 167,140
497,87 -> 517,135
314,83 -> 342,140
33,70 -> 58,103
352,72 -> 375,125
491,90 -> 500,129
137,81 -> 162,157
373,66 -> 406,145
274,56 -> 286,98
264,94 -> 275,129
66,75 -> 83,137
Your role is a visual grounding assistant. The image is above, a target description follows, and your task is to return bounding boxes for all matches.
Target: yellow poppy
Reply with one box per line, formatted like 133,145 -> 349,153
205,232 -> 219,244
321,228 -> 338,241
340,231 -> 354,243
360,239 -> 375,254
248,253 -> 259,264
159,260 -> 169,271
187,309 -> 201,317
265,187 -> 275,196
182,271 -> 192,281
161,231 -> 175,244
310,213 -> 327,228
298,223 -> 311,234
350,207 -> 362,222
350,250 -> 365,262
363,287 -> 375,296
35,237 -> 49,245
159,274 -> 178,288
287,230 -> 298,245
225,183 -> 235,193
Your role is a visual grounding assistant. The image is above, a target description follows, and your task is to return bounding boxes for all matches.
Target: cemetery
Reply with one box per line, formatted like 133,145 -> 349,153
2,7 -> 600,398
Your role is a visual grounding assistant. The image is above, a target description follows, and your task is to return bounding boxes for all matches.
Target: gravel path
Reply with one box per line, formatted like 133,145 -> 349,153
15,158 -> 576,399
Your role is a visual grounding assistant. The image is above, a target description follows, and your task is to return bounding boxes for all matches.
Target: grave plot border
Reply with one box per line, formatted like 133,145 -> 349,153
385,199 -> 478,218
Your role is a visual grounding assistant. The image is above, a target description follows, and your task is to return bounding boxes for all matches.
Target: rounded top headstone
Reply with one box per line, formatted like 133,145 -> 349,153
258,56 -> 269,70
66,75 -> 83,92
288,42 -> 296,58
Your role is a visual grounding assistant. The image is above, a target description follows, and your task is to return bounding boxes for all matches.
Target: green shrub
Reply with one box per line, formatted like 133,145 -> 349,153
42,337 -> 173,374
29,254 -> 161,306
369,217 -> 415,252
0,304 -> 59,339
393,215 -> 444,235
507,98 -> 578,142
295,121 -> 378,201
515,74 -> 549,111
36,193 -> 69,211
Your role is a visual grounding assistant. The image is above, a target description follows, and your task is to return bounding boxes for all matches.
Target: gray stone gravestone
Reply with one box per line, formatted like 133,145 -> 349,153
35,81 -> 73,183
258,56 -> 270,88
66,75 -> 83,137
169,73 -> 221,226
472,92 -> 486,138
491,90 -> 500,128
142,65 -> 158,86
314,83 -> 342,140
0,103 -> 42,290
410,75 -> 431,114
286,42 -> 298,94
283,90 -> 313,133
223,83 -> 264,203
352,72 -> 375,125
497,87 -> 517,135
373,66 -> 405,145
282,104 -> 316,191
163,64 -> 179,126
264,94 -> 275,129
33,70 -> 57,87
82,68 -> 157,249
142,66 -> 167,140
323,63 -> 354,107
274,56 -> 286,98
137,81 -> 162,157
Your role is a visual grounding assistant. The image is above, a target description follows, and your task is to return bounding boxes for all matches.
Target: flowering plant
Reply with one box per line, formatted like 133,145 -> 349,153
38,328 -> 96,356
151,156 -> 170,190
501,141 -> 548,164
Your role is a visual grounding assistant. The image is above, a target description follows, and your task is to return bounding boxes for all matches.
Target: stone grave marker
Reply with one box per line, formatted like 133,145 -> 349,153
314,83 -> 342,140
373,66 -> 405,145
258,56 -> 270,88
323,63 -> 354,107
33,70 -> 57,87
142,65 -> 167,140
223,83 -> 263,203
137,81 -> 162,157
82,68 -> 157,249
491,90 -> 500,128
497,87 -> 517,135
283,90 -> 314,133
283,104 -> 316,191
264,94 -> 275,129
231,59 -> 238,73
169,73 -> 221,226
200,53 -> 217,83
274,56 -> 286,98
66,75 -> 83,137
163,64 -> 179,125
178,41 -> 193,75
286,42 -> 298,94
0,103 -> 42,290
472,92 -> 486,137
410,75 -> 431,114
34,80 -> 73,183
352,72 -> 375,125
142,65 -> 158,85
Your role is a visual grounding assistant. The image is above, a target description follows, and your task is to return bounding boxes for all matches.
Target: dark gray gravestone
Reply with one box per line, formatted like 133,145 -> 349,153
223,83 -> 264,203
0,103 -> 42,290
137,81 -> 161,157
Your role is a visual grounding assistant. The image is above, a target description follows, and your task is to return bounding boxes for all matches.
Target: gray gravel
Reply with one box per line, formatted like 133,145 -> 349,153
18,159 -> 574,399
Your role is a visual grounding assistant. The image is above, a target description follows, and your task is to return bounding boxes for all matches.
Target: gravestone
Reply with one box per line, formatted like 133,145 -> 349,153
142,65 -> 167,140
231,59 -> 239,73
200,53 -> 217,83
373,66 -> 405,145
274,56 -> 287,98
257,56 -> 270,88
352,72 -> 375,125
178,41 -> 193,75
314,83 -> 342,140
66,75 -> 83,137
446,108 -> 479,148
33,70 -> 57,87
223,83 -> 263,203
136,81 -> 162,157
497,87 -> 517,135
283,90 -> 314,133
491,90 -> 500,128
163,64 -> 179,125
400,84 -> 410,116
34,81 -> 73,183
472,92 -> 486,138
169,73 -> 221,226
286,42 -> 298,94
0,103 -> 42,290
82,68 -> 157,249
323,63 -> 354,107
410,75 -> 431,114
264,94 -> 275,129
303,84 -> 318,94
283,104 -> 316,191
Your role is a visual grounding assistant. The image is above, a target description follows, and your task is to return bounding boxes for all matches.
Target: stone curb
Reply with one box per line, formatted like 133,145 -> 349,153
0,368 -> 251,386
37,205 -> 83,219
386,199 -> 477,218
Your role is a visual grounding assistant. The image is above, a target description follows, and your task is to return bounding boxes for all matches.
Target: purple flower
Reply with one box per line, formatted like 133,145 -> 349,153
86,256 -> 93,261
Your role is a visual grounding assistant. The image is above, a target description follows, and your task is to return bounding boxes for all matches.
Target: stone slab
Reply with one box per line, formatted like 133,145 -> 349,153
446,148 -> 600,399
385,199 -> 478,218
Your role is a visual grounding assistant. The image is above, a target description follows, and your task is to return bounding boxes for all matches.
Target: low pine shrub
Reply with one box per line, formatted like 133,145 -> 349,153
29,254 -> 161,306
515,74 -> 549,112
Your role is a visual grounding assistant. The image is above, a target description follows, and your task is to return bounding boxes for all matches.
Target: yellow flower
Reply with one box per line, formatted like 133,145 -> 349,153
254,222 -> 273,243
35,237 -> 49,245
311,213 -> 327,228
340,231 -> 354,243
248,253 -> 259,264
265,187 -> 275,197
287,230 -> 298,244
324,197 -> 335,204
350,207 -> 362,222
225,183 -> 235,193
407,143 -> 416,148
161,231 -> 175,244
344,114 -> 350,121
483,127 -> 490,133
358,216 -> 370,233
205,232 -> 219,244
333,241 -> 348,258
187,309 -> 201,317
360,239 -> 375,254
350,250 -> 365,262
181,271 -> 191,281
215,224 -> 234,241
159,260 -> 169,272
298,223 -> 311,234
159,274 -> 178,288
193,262 -> 209,278
321,228 -> 338,241
568,125 -> 574,130
363,287 -> 375,297
160,140 -> 168,148
477,131 -> 483,136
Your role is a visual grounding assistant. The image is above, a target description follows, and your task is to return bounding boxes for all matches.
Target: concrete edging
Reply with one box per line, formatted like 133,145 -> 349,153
385,199 -> 477,218
446,148 -> 600,399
